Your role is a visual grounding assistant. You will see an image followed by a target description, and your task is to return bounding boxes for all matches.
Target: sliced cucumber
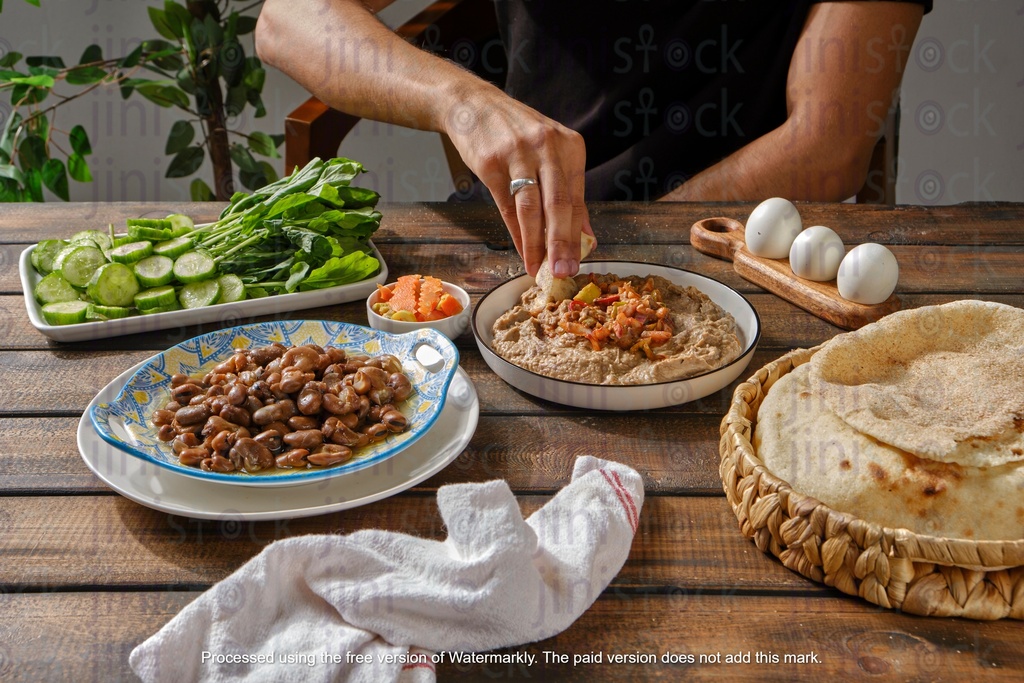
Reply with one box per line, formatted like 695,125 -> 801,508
108,240 -> 154,264
34,272 -> 81,305
59,245 -> 108,288
86,262 -> 140,307
41,300 -> 90,326
134,285 -> 178,311
52,243 -> 82,273
172,251 -> 217,284
30,239 -> 68,275
111,235 -> 135,248
127,218 -> 174,242
178,279 -> 221,309
70,229 -> 113,251
153,236 -> 194,260
217,274 -> 246,303
86,303 -> 133,320
133,255 -> 174,288
140,302 -> 181,315
166,214 -> 194,236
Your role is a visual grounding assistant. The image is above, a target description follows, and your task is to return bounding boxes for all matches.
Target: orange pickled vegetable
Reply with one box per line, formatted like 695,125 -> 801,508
436,292 -> 463,317
417,276 -> 444,322
388,274 -> 420,315
376,283 -> 394,302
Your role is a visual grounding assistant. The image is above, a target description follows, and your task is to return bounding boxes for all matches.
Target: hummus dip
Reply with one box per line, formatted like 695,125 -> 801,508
491,273 -> 742,385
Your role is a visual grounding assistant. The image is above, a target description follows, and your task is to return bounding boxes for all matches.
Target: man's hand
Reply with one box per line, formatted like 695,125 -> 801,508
444,86 -> 592,278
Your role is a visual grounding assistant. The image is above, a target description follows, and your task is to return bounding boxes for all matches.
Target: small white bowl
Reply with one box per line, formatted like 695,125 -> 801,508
367,279 -> 472,340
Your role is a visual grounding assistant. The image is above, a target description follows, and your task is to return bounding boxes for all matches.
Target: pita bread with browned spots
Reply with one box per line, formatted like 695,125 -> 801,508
808,300 -> 1024,468
754,362 -> 1024,541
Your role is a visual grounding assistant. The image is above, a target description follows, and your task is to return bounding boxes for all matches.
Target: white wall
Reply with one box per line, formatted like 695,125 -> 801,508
897,0 -> 1024,203
2,1 -> 1020,205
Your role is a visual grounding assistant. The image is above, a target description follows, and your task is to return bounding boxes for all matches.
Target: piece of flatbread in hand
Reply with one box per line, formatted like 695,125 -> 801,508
530,232 -> 597,312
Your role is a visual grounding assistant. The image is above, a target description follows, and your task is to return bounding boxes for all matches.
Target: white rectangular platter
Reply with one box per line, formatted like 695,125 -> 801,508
19,242 -> 388,342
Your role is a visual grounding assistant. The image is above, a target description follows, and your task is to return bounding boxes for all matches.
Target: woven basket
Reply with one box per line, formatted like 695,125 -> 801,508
720,345 -> 1024,620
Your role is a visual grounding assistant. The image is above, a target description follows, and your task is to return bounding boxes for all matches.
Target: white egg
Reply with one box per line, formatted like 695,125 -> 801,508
745,197 -> 802,259
789,225 -> 845,281
837,243 -> 899,305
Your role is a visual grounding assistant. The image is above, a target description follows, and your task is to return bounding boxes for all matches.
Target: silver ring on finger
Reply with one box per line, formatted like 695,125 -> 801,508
509,177 -> 538,196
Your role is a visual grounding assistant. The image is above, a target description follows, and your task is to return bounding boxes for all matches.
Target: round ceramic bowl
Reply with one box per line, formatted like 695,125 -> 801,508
367,279 -> 472,340
472,261 -> 761,411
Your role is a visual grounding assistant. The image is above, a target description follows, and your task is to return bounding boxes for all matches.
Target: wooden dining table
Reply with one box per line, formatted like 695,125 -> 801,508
1,200 -> 1022,681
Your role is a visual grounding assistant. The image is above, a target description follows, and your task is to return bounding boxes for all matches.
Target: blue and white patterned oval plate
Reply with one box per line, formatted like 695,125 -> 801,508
90,320 -> 460,487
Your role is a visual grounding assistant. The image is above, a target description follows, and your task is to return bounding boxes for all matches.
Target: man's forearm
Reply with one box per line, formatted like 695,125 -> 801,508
256,0 -> 499,136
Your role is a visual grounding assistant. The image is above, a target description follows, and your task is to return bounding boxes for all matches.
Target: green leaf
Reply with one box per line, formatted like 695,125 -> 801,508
41,158 -> 69,200
9,73 -> 54,88
236,15 -> 258,35
219,39 -> 245,86
0,52 -> 22,68
65,65 -> 107,85
25,55 -> 64,69
224,84 -> 246,116
229,143 -> 259,173
259,161 -> 278,185
132,79 -> 190,108
142,40 -> 184,70
203,15 -> 224,48
70,125 -> 92,156
147,7 -> 178,40
163,1 -> 193,40
243,67 -> 265,92
248,131 -> 279,158
270,134 -> 285,149
238,165 -> 268,191
120,44 -> 144,69
25,113 -> 48,141
299,252 -> 380,291
68,153 -> 92,182
0,163 -> 24,185
79,44 -> 103,65
23,168 -> 43,202
17,135 -> 46,171
10,83 -> 47,105
27,65 -> 58,78
190,177 -> 214,201
166,146 -> 204,178
165,120 -> 194,154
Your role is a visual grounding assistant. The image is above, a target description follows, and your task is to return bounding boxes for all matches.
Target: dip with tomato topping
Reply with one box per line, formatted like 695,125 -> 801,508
491,273 -> 742,385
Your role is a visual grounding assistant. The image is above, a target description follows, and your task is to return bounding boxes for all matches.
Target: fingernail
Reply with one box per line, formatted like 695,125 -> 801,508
553,259 -> 577,278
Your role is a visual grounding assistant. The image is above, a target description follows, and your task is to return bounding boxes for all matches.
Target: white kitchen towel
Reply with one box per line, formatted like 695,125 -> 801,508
130,455 -> 643,682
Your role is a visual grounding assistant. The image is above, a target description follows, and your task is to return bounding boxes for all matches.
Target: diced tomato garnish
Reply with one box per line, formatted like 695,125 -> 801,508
594,294 -> 620,307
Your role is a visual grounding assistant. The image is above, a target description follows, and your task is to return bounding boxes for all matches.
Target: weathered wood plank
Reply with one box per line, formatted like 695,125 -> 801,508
1,201 -> 1022,245
0,413 -> 726,495
1,591 -> 1020,682
0,496 -> 800,592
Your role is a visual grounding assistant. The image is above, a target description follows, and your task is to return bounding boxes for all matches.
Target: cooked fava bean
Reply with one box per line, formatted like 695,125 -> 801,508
254,429 -> 284,453
230,437 -> 273,473
201,454 -> 235,473
288,415 -> 319,431
308,444 -> 352,466
276,448 -> 309,468
175,404 -> 211,426
220,404 -> 251,427
152,409 -> 176,426
381,410 -> 407,433
252,399 -> 296,426
283,429 -> 323,450
179,447 -> 209,466
153,343 -> 412,475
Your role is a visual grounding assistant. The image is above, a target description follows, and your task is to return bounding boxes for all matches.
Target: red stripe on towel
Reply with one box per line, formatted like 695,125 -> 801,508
599,468 -> 638,533
402,661 -> 436,672
610,469 -> 639,532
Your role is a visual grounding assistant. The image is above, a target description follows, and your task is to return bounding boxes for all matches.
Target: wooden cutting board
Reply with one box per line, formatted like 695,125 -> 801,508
689,217 -> 900,330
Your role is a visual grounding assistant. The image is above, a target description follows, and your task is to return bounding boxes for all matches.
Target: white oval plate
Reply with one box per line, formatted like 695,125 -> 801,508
472,261 -> 761,411
78,360 -> 479,520
20,242 -> 388,343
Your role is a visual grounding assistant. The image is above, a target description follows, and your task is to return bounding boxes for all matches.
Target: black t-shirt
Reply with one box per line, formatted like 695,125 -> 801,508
493,0 -> 930,200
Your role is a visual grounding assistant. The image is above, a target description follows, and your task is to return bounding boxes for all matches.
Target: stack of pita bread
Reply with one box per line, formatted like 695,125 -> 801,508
754,300 -> 1024,541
